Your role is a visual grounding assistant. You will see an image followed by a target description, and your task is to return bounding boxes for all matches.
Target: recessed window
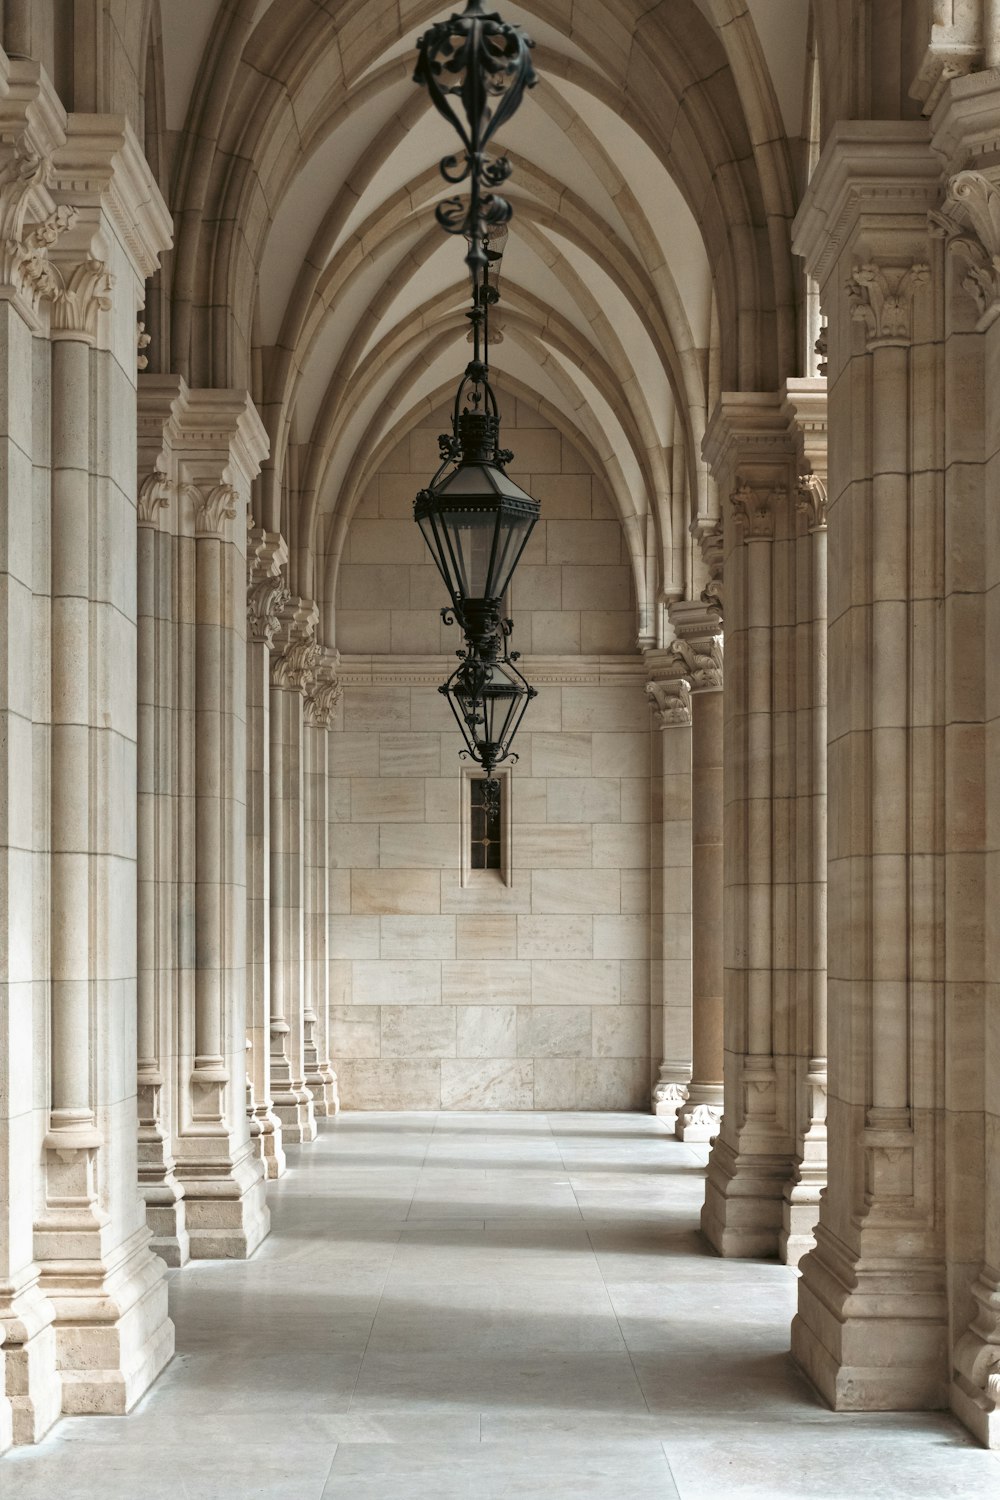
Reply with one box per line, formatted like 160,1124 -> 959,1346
471,778 -> 503,871
461,767 -> 512,887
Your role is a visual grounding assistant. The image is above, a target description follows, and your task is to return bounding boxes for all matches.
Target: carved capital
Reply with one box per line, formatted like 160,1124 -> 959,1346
931,170 -> 1000,329
247,526 -> 289,647
186,482 -> 240,537
137,319 -> 151,370
137,468 -> 171,528
669,633 -> 723,693
271,597 -> 321,694
305,650 -> 343,729
847,261 -> 929,348
814,321 -> 828,377
646,676 -> 691,728
48,254 -> 114,340
730,479 -> 775,541
796,473 -> 828,533
0,136 -> 80,309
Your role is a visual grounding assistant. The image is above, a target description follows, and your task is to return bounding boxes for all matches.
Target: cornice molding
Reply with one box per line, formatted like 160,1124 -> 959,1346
50,114 -> 172,280
792,124 -> 941,288
336,654 -> 648,688
702,391 -> 795,483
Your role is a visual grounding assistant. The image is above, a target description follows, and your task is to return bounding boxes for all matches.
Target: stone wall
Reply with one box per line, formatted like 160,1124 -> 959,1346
328,397 -> 653,1110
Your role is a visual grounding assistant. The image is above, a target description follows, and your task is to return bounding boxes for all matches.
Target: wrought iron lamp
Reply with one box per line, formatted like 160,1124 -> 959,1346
414,0 -> 540,777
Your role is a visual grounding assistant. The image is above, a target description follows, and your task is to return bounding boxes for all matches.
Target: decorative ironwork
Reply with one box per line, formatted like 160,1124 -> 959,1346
440,626 -> 536,777
414,0 -> 536,277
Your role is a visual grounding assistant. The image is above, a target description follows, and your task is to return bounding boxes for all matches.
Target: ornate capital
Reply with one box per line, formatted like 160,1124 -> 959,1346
847,261 -> 929,348
247,526 -> 289,647
0,135 -> 80,310
305,649 -> 343,729
137,468 -> 171,528
796,473 -> 828,533
137,319 -> 151,370
272,597 -> 321,694
730,479 -> 775,541
669,633 -> 723,692
931,170 -> 1000,329
47,253 -> 114,341
647,676 -> 691,728
187,482 -> 240,537
814,321 -> 828,377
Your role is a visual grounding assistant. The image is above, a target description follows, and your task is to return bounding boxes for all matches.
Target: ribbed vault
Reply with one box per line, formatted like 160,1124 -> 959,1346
153,0 -> 814,647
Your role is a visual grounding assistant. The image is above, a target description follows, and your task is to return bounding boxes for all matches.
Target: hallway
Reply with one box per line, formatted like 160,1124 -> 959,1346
3,1114 -> 998,1499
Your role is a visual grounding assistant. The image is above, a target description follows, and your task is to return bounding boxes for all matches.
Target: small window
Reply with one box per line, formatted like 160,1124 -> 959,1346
461,767 -> 512,887
470,778 -> 503,870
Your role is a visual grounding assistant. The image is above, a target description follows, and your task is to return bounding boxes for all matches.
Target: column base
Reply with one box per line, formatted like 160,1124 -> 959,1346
652,1080 -> 689,1130
780,1178 -> 823,1266
700,1134 -> 791,1258
142,1190 -> 190,1269
176,1144 -> 270,1259
0,1277 -> 60,1445
791,1223 -> 948,1411
251,1105 -> 287,1179
306,1068 -> 339,1119
949,1271 -> 1000,1447
676,1085 -> 723,1143
0,1376 -> 9,1457
273,1090 -> 317,1144
38,1226 -> 174,1417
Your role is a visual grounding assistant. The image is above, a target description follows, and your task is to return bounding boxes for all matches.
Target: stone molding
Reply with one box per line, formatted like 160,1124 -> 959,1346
247,528 -> 289,648
271,597 -> 320,694
730,478 -> 776,541
702,392 -> 797,490
305,647 -> 343,729
187,481 -> 239,537
668,597 -> 724,693
50,114 -> 172,282
337,654 -> 648,687
847,261 -> 930,348
792,125 -> 941,288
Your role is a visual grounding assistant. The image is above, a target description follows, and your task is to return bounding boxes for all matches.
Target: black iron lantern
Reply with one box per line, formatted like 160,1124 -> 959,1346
415,0 -> 540,776
441,638 -> 536,777
415,396 -> 539,653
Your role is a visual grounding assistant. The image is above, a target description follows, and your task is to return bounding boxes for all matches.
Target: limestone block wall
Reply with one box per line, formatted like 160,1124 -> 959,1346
329,399 -> 652,1110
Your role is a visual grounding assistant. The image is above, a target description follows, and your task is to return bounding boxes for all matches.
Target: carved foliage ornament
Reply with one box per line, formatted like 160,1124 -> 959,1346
306,671 -> 343,729
247,574 -> 289,648
137,468 -> 171,527
847,262 -> 929,348
0,134 -> 80,310
930,170 -> 1000,331
669,633 -> 723,692
730,479 -> 775,541
796,473 -> 828,532
646,675 -> 691,728
272,636 -> 321,693
187,482 -> 240,537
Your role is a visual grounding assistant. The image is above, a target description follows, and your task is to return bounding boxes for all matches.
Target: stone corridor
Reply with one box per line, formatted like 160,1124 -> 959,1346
4,1115 -> 998,1499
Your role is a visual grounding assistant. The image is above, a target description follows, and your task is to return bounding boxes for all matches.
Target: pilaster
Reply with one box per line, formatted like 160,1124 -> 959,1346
645,653 -> 692,1128
32,107 -> 175,1416
790,125 -> 950,1413
269,597 -> 320,1144
246,526 -> 289,1178
167,386 -> 271,1259
700,394 -> 799,1258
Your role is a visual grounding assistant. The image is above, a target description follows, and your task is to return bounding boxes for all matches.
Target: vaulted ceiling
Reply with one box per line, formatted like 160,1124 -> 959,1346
149,0 -> 815,640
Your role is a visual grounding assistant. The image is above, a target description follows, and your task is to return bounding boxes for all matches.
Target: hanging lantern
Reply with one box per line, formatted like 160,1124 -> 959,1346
440,634 -> 536,777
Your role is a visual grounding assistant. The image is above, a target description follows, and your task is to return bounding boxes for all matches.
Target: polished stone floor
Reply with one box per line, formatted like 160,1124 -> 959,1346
4,1113 -> 999,1498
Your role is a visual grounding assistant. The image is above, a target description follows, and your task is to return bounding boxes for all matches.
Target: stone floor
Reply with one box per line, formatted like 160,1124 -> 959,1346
4,1112 -> 999,1498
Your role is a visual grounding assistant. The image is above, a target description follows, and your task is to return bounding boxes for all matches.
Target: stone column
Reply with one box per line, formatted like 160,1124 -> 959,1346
168,388 -> 271,1258
269,597 -> 319,1143
246,526 -> 289,1178
0,72 -> 65,1444
792,125 -> 948,1410
645,658 -> 693,1128
670,590 -> 725,1145
303,649 -> 342,1118
135,379 -> 188,1267
34,115 -> 175,1414
930,79 -> 1000,1446
700,395 -> 800,1257
781,380 -> 829,1265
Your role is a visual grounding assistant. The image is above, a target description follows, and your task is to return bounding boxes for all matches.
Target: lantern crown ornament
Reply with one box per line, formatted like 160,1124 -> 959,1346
414,0 -> 537,277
